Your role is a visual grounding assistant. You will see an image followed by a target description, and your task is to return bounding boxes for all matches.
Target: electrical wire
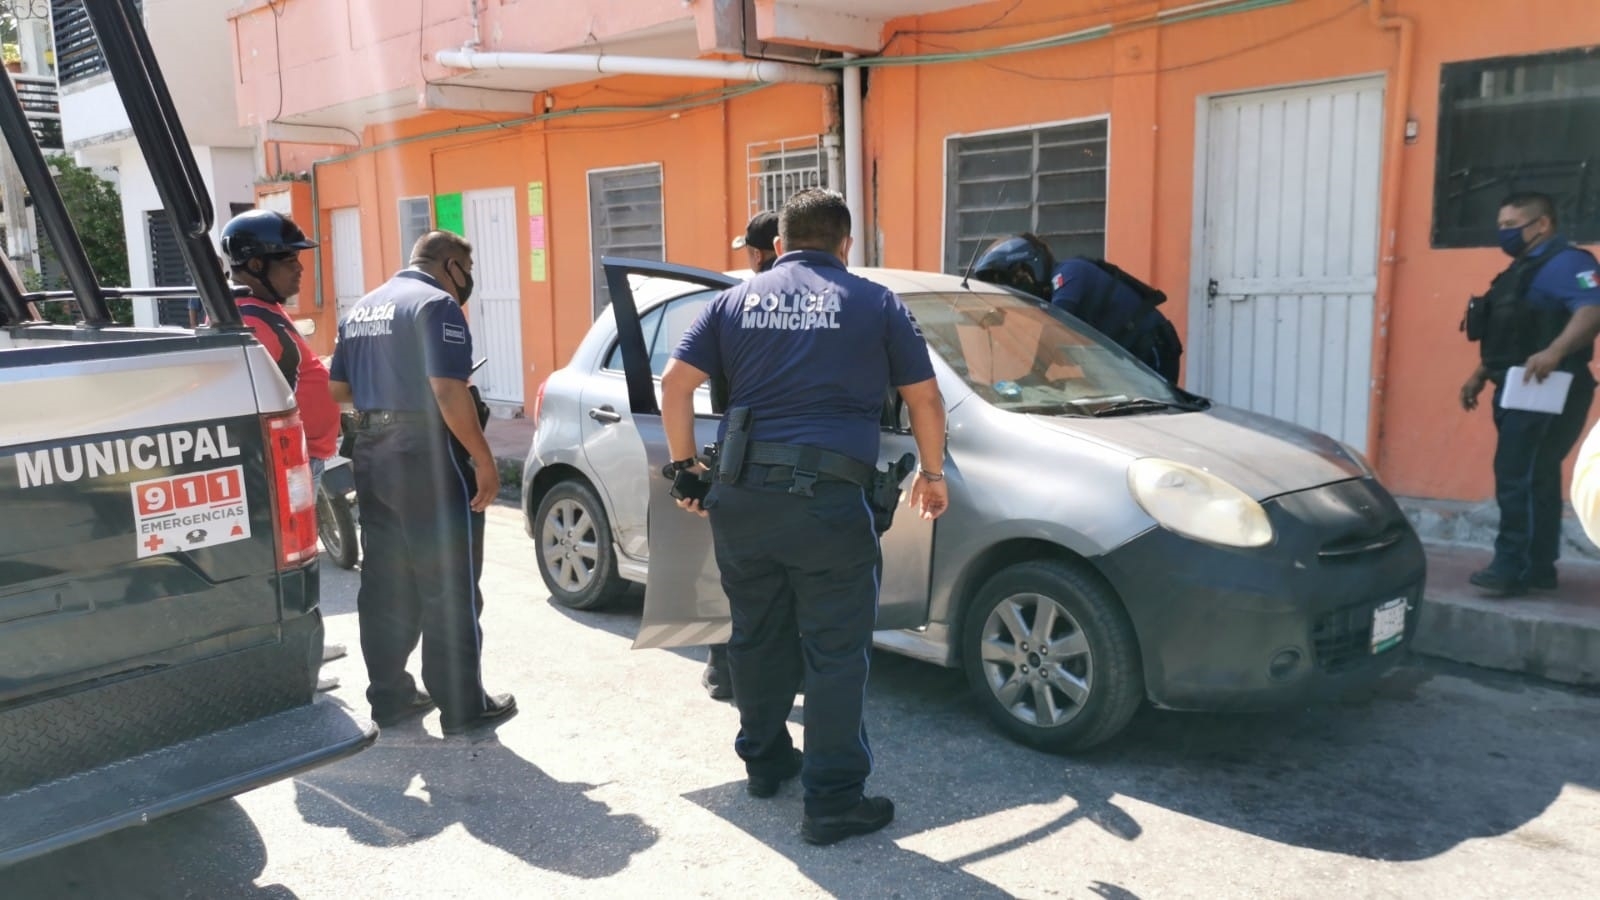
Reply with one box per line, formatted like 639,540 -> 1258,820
979,0 -> 1362,83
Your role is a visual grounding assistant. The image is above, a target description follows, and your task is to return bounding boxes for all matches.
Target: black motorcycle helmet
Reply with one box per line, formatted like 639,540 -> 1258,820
220,209 -> 318,269
971,233 -> 1055,300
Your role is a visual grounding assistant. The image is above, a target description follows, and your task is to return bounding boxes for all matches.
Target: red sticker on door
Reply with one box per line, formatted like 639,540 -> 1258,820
131,465 -> 251,557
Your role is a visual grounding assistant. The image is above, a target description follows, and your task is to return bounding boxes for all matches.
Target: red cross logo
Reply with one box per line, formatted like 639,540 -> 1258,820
144,534 -> 164,553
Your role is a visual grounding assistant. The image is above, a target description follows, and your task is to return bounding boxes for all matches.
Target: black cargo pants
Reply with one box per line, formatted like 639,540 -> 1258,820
352,418 -> 489,726
706,475 -> 881,817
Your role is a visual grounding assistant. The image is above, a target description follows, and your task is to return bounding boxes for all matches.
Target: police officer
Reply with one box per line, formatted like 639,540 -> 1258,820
222,209 -> 348,678
972,233 -> 1183,383
701,209 -> 785,702
660,188 -> 949,845
328,230 -> 516,734
1459,192 -> 1600,596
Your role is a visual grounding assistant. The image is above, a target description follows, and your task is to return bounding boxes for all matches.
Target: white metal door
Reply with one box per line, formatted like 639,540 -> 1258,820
1196,78 -> 1384,449
463,188 -> 524,405
330,208 -> 364,321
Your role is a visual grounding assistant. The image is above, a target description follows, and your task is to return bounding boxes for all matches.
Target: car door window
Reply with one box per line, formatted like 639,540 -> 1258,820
604,290 -> 716,376
604,307 -> 664,372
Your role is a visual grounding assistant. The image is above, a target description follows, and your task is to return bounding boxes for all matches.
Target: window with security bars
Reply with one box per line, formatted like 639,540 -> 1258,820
398,197 -> 431,262
943,119 -> 1108,275
1434,47 -> 1600,248
589,164 -> 664,318
747,138 -> 827,215
51,0 -> 143,87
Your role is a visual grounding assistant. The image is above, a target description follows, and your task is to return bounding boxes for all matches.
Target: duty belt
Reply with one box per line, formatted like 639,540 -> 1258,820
742,441 -> 876,496
354,409 -> 432,428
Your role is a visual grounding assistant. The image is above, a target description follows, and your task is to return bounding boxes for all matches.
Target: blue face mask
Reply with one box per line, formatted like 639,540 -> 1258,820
1498,225 -> 1529,257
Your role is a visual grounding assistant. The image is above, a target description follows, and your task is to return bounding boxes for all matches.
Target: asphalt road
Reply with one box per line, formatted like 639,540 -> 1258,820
10,504 -> 1599,899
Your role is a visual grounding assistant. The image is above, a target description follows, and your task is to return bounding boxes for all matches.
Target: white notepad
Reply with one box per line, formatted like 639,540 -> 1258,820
1500,367 -> 1574,414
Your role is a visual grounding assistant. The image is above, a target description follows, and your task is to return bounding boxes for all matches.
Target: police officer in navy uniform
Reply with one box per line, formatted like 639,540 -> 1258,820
660,189 -> 950,845
972,233 -> 1183,383
328,230 -> 517,734
701,209 -> 784,702
1460,192 -> 1600,596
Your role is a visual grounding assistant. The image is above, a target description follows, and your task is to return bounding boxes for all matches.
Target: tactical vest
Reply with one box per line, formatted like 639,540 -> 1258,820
1461,248 -> 1576,377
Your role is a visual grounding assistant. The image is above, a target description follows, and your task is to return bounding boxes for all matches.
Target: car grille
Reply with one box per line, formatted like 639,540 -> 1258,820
1311,601 -> 1388,673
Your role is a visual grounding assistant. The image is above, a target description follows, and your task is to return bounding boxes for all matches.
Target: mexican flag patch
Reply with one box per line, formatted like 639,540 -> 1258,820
1579,270 -> 1600,290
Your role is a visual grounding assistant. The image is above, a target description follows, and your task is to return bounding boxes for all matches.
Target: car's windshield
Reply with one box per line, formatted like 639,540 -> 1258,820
904,291 -> 1187,414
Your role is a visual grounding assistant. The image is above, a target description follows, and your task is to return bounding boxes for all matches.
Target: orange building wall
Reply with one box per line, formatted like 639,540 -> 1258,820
297,78 -> 830,398
869,0 -> 1600,503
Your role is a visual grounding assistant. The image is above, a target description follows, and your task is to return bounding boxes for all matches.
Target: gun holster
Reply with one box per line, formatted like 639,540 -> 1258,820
469,384 -> 491,429
715,406 -> 753,485
867,453 -> 917,535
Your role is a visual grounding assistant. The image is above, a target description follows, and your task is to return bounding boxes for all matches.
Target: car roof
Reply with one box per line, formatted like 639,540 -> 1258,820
625,265 -> 1016,313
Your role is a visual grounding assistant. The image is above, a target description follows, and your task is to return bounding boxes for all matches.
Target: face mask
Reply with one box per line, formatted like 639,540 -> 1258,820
448,260 -> 474,306
1498,225 -> 1529,258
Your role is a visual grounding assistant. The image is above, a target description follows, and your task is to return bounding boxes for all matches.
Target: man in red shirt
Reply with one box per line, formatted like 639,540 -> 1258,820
220,210 -> 341,480
221,210 -> 347,681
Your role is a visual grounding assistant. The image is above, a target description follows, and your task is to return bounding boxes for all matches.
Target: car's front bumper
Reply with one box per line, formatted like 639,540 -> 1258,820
1097,477 -> 1427,711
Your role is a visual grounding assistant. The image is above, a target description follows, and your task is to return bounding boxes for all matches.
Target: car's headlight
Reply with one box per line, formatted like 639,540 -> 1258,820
1127,458 -> 1274,548
1338,441 -> 1375,477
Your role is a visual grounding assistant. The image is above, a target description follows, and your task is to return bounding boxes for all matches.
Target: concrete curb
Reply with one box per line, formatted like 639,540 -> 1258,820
495,454 -> 523,503
1414,544 -> 1600,687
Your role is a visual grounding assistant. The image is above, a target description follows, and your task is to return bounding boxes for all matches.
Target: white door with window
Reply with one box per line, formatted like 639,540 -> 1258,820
462,187 -> 525,405
1194,77 -> 1384,449
330,208 -> 364,322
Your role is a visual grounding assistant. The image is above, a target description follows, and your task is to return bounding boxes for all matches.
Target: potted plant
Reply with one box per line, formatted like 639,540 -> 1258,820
3,44 -> 22,75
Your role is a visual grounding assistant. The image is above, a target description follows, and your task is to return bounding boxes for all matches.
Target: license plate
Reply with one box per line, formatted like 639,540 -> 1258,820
1370,598 -> 1407,654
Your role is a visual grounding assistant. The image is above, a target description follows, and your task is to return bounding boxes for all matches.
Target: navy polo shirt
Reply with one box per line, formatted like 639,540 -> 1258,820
672,250 -> 935,466
1526,237 -> 1600,373
329,269 -> 473,411
1048,257 -> 1159,344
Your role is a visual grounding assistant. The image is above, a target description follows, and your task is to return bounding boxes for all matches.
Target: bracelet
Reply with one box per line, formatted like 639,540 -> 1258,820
918,468 -> 945,482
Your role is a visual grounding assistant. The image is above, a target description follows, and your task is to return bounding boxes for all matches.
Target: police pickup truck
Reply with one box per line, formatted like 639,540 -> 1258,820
0,0 -> 374,867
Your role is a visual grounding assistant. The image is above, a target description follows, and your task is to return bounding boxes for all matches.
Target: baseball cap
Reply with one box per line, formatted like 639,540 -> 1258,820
731,210 -> 779,252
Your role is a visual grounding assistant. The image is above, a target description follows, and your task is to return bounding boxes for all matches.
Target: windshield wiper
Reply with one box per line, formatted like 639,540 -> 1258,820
1006,403 -> 1090,416
1086,397 -> 1207,417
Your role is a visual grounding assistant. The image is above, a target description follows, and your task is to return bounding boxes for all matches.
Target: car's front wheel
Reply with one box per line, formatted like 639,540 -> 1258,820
534,479 -> 629,610
962,560 -> 1144,752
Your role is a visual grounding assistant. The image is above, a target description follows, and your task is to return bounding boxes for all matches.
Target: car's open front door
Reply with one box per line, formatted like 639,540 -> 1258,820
601,258 -> 740,650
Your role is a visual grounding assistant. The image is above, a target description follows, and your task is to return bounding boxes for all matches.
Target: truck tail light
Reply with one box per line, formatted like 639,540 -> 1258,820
263,410 -> 318,569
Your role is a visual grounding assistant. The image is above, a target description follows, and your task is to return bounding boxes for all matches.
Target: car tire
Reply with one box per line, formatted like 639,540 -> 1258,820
961,560 -> 1144,752
534,479 -> 629,610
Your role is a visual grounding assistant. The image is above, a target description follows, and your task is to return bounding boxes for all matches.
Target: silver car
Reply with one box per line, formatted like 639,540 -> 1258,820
522,258 -> 1426,751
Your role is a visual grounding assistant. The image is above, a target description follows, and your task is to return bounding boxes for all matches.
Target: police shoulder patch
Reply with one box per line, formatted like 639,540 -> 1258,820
442,322 -> 468,345
1051,272 -> 1065,290
1576,270 -> 1599,290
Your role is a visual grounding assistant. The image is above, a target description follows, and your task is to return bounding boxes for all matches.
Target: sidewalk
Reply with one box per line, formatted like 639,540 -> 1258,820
1415,543 -> 1600,687
485,415 -> 536,500
486,414 -> 1599,687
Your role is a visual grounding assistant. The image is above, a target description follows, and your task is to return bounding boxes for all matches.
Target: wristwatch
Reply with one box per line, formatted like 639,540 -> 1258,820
661,457 -> 698,479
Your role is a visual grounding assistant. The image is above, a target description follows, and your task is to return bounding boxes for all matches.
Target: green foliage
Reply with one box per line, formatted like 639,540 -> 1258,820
33,155 -> 133,323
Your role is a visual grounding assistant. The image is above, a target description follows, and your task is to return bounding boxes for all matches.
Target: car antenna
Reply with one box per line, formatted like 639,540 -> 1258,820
960,182 -> 1007,291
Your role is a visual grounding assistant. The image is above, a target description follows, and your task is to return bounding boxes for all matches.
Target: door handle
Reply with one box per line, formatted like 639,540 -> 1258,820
588,406 -> 622,424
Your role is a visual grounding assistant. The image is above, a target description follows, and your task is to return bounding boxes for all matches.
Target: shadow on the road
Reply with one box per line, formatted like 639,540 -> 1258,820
292,728 -> 657,878
3,799 -> 297,899
868,652 -> 1596,863
679,650 -> 1595,895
